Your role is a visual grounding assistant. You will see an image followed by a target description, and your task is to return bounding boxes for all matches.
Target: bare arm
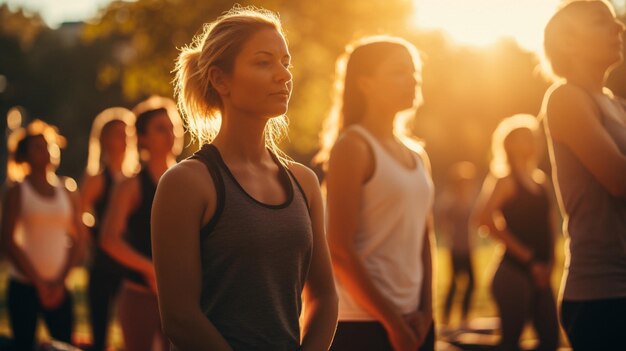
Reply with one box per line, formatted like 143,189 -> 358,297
472,175 -> 534,264
289,163 -> 338,351
79,172 -> 103,215
546,84 -> 626,198
55,187 -> 89,282
100,177 -> 155,289
152,160 -> 232,351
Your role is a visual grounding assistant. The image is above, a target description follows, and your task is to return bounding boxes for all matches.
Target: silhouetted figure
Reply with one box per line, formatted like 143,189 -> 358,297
542,1 -> 626,349
438,161 -> 477,327
80,107 -> 137,351
474,115 -> 558,351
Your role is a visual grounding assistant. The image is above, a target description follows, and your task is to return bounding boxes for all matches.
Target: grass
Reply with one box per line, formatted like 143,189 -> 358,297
0,235 -> 570,350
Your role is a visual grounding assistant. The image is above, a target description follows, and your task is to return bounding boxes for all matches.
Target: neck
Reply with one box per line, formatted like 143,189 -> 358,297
566,63 -> 609,94
212,109 -> 271,163
510,158 -> 534,178
360,106 -> 397,139
27,167 -> 49,184
144,153 -> 172,180
105,155 -> 124,174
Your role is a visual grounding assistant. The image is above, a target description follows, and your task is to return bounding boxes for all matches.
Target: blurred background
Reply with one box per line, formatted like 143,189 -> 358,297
2,0 -> 626,350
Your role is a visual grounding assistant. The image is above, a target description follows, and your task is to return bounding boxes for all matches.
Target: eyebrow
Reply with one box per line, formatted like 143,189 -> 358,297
254,51 -> 291,59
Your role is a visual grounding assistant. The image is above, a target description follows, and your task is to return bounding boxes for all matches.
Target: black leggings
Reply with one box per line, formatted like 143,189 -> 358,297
88,248 -> 125,351
561,297 -> 626,351
7,278 -> 74,351
491,260 -> 558,351
331,321 -> 435,351
443,252 -> 474,322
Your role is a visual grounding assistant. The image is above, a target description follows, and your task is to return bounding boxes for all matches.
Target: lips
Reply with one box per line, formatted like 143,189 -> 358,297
271,90 -> 290,97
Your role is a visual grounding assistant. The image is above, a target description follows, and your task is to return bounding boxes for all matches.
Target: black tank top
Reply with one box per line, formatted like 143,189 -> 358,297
501,174 -> 552,267
92,168 -> 114,239
124,167 -> 156,286
190,144 -> 313,351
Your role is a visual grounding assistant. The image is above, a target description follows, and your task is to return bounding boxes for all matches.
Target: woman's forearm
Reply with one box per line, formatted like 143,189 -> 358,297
300,291 -> 338,351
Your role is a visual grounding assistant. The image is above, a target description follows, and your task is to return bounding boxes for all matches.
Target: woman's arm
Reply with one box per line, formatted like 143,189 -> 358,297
472,175 -> 534,264
152,160 -> 232,351
100,177 -> 156,291
289,163 -> 338,351
326,133 -> 417,350
58,187 -> 90,279
79,172 -> 103,215
546,84 -> 626,198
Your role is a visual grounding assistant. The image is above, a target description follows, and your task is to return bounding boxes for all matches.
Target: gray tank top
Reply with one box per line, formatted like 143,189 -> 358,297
190,144 -> 313,350
545,91 -> 626,301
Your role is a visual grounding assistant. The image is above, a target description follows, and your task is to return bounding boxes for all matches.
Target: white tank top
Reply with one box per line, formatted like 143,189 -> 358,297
336,125 -> 435,321
10,179 -> 72,282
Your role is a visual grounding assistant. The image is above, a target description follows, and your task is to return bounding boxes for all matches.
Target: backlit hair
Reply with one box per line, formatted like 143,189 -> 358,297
85,107 -> 138,177
173,5 -> 289,162
314,35 -> 424,167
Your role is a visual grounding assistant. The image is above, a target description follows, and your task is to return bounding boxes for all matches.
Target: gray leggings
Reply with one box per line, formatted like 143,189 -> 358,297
491,260 -> 559,351
117,281 -> 168,351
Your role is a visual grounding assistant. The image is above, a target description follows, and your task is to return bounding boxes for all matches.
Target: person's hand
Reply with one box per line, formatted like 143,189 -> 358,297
404,310 -> 433,346
36,281 -> 66,310
530,262 -> 551,289
142,266 -> 158,294
386,318 -> 419,351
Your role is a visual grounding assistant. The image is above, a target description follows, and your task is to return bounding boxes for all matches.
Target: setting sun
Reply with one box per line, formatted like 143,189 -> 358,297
413,0 -> 561,52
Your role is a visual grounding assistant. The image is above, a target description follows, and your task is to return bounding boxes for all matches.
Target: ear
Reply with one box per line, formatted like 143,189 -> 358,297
208,66 -> 230,96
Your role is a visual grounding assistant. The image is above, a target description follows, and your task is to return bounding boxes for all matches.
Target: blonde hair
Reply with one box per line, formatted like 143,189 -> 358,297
490,114 -> 539,177
314,35 -> 424,166
542,0 -> 616,81
6,119 -> 66,183
173,5 -> 289,161
85,107 -> 138,177
132,95 -> 185,160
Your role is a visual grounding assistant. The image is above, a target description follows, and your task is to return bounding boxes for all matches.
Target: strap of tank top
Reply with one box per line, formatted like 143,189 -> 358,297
345,124 -> 380,150
285,168 -> 309,211
189,144 -> 225,241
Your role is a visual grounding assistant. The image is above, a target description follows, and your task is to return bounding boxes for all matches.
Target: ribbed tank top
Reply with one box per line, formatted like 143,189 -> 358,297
124,167 -> 156,287
501,175 -> 552,268
336,125 -> 435,321
545,91 -> 626,301
10,180 -> 72,282
189,144 -> 313,351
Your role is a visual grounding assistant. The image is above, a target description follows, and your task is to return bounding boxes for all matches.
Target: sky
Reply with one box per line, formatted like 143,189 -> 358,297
3,0 -> 116,27
4,0 -> 626,53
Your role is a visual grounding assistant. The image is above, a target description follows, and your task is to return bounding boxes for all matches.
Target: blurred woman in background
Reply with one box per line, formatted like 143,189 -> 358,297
474,115 -> 558,351
316,35 -> 435,351
101,97 -> 183,351
1,120 -> 86,351
80,107 -> 137,351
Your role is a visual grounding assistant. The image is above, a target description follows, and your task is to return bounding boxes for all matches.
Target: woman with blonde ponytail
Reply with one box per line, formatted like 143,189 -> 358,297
152,6 -> 337,351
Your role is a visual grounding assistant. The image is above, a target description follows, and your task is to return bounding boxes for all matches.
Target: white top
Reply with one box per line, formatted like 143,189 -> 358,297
10,180 -> 72,282
336,125 -> 435,321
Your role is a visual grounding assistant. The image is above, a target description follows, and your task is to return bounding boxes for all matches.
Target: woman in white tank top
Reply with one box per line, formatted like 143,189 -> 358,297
315,35 -> 435,351
2,121 -> 85,350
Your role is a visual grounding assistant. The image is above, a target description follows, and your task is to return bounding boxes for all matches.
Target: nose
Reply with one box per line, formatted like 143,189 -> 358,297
275,63 -> 293,86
